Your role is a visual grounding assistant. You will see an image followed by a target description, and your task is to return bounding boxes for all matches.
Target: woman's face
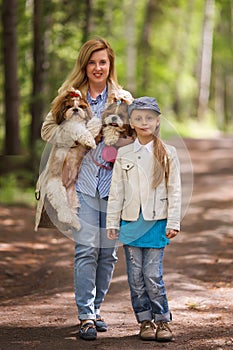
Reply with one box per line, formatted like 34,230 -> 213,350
86,49 -> 110,87
130,109 -> 160,143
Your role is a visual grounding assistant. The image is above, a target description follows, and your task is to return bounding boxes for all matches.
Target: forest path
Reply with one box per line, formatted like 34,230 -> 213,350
0,137 -> 232,350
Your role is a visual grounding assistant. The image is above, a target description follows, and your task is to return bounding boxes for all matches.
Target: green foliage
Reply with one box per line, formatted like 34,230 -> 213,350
0,0 -> 232,199
0,173 -> 35,207
161,112 -> 221,140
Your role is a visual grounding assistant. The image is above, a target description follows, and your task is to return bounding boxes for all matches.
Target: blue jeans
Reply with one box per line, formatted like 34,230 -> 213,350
124,245 -> 171,323
73,191 -> 118,320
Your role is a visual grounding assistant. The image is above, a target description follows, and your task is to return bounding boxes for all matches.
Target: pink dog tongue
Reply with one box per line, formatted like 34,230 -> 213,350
102,146 -> 117,163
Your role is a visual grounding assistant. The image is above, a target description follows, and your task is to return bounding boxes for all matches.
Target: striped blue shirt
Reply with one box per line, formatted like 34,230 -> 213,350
76,86 -> 113,198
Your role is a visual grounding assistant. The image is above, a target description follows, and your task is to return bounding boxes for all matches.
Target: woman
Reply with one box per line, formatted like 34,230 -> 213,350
40,37 -> 133,340
107,97 -> 181,342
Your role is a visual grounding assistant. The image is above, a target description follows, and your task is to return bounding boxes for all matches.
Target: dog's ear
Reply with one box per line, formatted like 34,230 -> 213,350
84,106 -> 92,121
51,91 -> 68,124
117,102 -> 134,137
56,101 -> 67,124
101,103 -> 115,122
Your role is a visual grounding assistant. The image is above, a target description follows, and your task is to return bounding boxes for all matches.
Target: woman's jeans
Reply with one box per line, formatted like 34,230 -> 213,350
124,245 -> 171,323
73,191 -> 118,321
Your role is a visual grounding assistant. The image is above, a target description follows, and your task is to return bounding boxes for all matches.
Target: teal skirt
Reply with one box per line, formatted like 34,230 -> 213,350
119,212 -> 169,248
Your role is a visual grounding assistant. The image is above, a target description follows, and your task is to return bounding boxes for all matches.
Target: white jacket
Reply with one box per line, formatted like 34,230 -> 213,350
106,141 -> 181,231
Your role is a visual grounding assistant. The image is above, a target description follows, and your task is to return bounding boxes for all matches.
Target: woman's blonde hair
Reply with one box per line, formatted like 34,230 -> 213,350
58,37 -> 120,96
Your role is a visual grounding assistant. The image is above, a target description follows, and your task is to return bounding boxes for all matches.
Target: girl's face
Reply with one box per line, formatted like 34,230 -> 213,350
86,49 -> 110,87
130,109 -> 160,143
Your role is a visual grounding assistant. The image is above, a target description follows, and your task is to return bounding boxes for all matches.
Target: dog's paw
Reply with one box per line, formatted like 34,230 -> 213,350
58,210 -> 81,230
69,123 -> 86,141
57,209 -> 74,225
87,117 -> 102,137
71,217 -> 81,231
78,131 -> 96,149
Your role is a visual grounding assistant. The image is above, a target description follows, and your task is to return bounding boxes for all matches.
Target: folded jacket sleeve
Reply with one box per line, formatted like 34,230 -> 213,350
166,146 -> 182,231
106,155 -> 125,230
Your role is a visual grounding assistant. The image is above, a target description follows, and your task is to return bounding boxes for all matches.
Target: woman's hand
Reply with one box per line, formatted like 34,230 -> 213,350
107,228 -> 119,240
166,229 -> 179,239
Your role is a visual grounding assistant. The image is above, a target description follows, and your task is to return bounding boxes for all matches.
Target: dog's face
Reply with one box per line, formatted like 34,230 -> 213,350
51,88 -> 91,125
102,100 -> 132,134
101,100 -> 134,146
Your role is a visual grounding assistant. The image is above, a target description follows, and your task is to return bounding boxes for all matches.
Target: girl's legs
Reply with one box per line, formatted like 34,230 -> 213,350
124,245 -> 171,322
124,245 -> 172,341
124,245 -> 153,322
142,248 -> 171,323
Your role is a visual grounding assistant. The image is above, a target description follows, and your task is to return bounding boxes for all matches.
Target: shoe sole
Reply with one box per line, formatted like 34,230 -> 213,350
156,337 -> 172,342
79,332 -> 97,341
80,336 -> 97,340
140,337 -> 156,341
96,326 -> 108,332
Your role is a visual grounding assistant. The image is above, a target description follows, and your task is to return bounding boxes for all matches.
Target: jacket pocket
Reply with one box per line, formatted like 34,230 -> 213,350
121,162 -> 134,171
122,162 -> 134,181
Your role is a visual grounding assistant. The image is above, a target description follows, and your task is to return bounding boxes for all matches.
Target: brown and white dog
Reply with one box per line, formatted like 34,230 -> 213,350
101,97 -> 134,146
42,88 -> 102,230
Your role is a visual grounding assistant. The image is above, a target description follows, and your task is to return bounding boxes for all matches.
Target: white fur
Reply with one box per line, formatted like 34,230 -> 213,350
44,106 -> 102,230
103,126 -> 121,146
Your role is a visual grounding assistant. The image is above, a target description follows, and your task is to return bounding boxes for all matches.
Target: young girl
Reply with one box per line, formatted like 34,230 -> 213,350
106,97 -> 181,341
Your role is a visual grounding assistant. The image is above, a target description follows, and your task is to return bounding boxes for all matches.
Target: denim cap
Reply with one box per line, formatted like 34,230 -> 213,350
128,96 -> 161,116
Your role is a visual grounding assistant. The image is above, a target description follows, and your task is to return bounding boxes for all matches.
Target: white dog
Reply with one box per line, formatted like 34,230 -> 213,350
37,88 -> 101,231
102,98 -> 134,145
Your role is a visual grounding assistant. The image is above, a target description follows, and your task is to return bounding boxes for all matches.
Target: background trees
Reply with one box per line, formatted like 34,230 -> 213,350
0,0 -> 232,177
2,0 -> 20,155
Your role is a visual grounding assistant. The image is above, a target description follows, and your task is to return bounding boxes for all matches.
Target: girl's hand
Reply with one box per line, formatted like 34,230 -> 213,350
107,229 -> 119,240
166,229 -> 179,239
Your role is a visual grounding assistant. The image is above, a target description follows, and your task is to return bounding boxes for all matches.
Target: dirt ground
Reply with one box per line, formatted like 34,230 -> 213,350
0,137 -> 233,350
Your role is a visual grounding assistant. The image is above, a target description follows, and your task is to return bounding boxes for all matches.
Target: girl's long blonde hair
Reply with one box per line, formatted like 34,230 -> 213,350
152,119 -> 170,189
58,37 -> 120,96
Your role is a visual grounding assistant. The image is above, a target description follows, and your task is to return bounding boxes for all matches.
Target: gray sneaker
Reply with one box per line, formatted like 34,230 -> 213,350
155,322 -> 172,342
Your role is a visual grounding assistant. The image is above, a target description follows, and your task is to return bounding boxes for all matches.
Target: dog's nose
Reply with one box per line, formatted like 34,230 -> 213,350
73,108 -> 79,113
111,116 -> 117,122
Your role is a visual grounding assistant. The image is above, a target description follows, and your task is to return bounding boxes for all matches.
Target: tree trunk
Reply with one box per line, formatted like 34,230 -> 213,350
2,0 -> 20,155
214,66 -> 225,129
197,0 -> 215,120
139,0 -> 160,90
125,0 -> 137,95
30,0 -> 45,148
82,0 -> 93,43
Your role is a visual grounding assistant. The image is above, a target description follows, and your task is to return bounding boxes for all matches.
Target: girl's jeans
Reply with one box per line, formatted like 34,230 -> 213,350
73,191 -> 118,321
123,245 -> 171,323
